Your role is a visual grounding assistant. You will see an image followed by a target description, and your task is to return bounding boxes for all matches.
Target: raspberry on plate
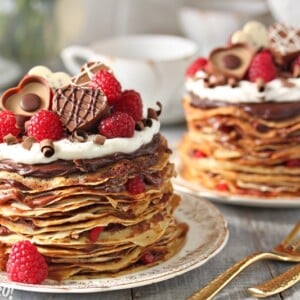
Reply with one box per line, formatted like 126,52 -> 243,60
89,70 -> 122,105
185,57 -> 208,77
6,240 -> 48,284
248,50 -> 277,83
126,175 -> 145,195
0,111 -> 20,143
114,89 -> 143,121
98,111 -> 135,138
27,110 -> 65,142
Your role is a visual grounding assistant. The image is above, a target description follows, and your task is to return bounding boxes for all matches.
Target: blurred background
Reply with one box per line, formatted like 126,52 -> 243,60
0,0 -> 299,122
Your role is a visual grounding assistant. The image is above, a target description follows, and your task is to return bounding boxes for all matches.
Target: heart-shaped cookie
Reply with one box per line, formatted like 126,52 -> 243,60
231,21 -> 268,50
207,44 -> 254,80
52,85 -> 109,132
71,61 -> 110,87
269,23 -> 300,66
28,66 -> 71,90
1,75 -> 52,117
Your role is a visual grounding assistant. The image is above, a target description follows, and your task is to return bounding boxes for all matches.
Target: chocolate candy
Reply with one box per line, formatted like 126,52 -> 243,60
269,23 -> 300,66
0,75 -> 52,123
52,85 -> 109,132
71,61 -> 110,87
207,44 -> 254,80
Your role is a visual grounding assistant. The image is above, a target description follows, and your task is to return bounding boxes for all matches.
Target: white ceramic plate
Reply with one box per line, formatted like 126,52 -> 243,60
172,153 -> 300,208
0,192 -> 228,293
173,177 -> 300,208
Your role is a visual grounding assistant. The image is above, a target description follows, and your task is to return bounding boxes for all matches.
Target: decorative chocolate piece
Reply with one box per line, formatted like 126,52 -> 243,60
52,85 -> 109,133
40,139 -> 54,157
0,75 -> 52,121
269,23 -> 300,66
22,136 -> 36,150
20,93 -> 41,112
3,134 -> 18,145
207,44 -> 254,80
222,54 -> 241,69
93,135 -> 106,145
135,120 -> 145,131
231,21 -> 268,50
71,61 -> 110,87
28,66 -> 71,90
70,130 -> 88,142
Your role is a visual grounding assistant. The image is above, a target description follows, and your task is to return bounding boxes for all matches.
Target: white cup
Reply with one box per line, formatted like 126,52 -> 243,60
61,35 -> 198,124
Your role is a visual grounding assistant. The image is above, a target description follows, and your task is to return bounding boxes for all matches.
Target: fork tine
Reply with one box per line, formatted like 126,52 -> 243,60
281,222 -> 300,249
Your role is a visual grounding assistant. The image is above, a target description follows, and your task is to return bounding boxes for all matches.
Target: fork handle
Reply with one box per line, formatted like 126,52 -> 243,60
247,263 -> 300,298
187,252 -> 274,300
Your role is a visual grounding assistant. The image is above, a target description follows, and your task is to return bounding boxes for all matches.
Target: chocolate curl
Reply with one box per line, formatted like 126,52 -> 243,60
256,78 -> 265,92
293,64 -> 300,78
40,139 -> 55,157
155,102 -> 162,116
143,118 -> 153,128
3,134 -> 18,145
228,77 -> 238,88
147,108 -> 158,121
22,136 -> 36,150
93,135 -> 106,145
135,120 -> 145,131
70,130 -> 88,143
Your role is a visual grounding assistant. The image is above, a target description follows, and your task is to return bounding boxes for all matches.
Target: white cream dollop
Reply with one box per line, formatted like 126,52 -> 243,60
186,71 -> 300,103
0,120 -> 160,165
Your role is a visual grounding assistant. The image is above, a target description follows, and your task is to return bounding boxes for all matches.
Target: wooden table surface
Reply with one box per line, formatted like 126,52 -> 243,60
1,124 -> 299,300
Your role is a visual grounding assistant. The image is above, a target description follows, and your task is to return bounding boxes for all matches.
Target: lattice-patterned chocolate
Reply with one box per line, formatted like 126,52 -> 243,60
52,85 -> 109,132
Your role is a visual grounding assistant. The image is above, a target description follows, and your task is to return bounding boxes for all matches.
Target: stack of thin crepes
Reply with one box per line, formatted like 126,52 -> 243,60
179,95 -> 300,197
0,134 -> 187,281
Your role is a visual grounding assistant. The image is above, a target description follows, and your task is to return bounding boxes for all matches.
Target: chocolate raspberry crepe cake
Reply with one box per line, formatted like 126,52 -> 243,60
0,61 -> 187,282
178,21 -> 300,199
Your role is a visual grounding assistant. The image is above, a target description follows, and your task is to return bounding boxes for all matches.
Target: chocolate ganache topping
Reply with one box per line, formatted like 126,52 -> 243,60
0,134 -> 162,178
189,93 -> 300,121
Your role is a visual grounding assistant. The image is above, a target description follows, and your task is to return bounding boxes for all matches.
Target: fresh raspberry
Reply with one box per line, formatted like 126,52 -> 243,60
141,252 -> 155,264
248,50 -> 277,83
88,226 -> 104,243
27,110 -> 64,142
89,70 -> 122,105
185,57 -> 208,77
285,159 -> 300,168
114,90 -> 143,121
98,111 -> 135,138
216,182 -> 229,192
126,175 -> 145,195
192,149 -> 207,158
0,111 -> 20,143
6,240 -> 48,284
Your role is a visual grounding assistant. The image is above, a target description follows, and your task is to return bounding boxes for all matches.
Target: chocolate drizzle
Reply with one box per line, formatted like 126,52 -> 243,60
52,85 -> 109,133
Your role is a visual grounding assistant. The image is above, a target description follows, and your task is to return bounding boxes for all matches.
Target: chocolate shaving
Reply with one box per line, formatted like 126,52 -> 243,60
22,136 -> 36,150
280,78 -> 295,88
93,135 -> 106,145
71,130 -> 88,143
3,134 -> 18,145
228,77 -> 238,88
155,102 -> 162,116
135,121 -> 145,131
40,139 -> 55,157
293,64 -> 300,78
147,108 -> 158,120
143,118 -> 153,127
256,78 -> 265,92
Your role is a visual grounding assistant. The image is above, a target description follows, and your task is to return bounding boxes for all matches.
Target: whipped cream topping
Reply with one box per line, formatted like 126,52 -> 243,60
0,120 -> 160,165
186,71 -> 300,103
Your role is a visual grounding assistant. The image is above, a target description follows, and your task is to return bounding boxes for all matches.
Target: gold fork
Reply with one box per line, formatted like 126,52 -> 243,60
187,222 -> 300,300
247,263 -> 300,298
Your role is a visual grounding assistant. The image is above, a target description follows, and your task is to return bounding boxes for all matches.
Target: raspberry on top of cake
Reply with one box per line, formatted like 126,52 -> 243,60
179,21 -> 300,198
0,61 -> 188,283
